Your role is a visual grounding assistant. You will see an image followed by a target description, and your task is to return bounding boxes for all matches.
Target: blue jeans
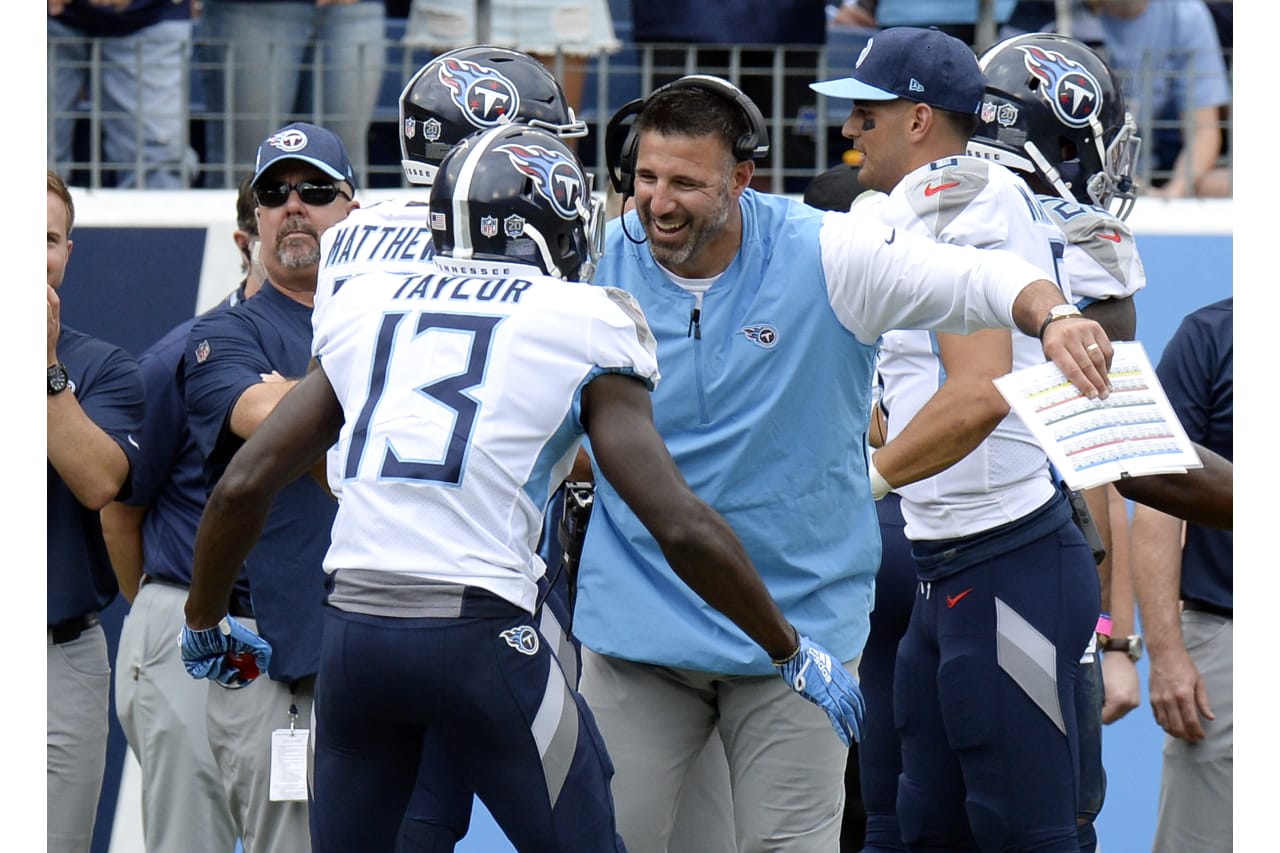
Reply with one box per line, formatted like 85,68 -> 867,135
196,0 -> 387,188
47,18 -> 195,188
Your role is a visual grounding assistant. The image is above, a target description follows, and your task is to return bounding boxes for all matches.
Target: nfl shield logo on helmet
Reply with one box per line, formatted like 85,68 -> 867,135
480,215 -> 498,237
504,215 -> 526,238
403,116 -> 416,140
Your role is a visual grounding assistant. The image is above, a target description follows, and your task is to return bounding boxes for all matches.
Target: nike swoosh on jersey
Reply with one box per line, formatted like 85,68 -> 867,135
946,588 -> 974,608
885,228 -> 896,244
924,181 -> 961,197
1097,231 -> 1122,243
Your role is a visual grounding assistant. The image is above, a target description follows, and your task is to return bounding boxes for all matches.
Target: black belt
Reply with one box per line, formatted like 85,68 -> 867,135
1183,598 -> 1232,619
48,611 -> 100,645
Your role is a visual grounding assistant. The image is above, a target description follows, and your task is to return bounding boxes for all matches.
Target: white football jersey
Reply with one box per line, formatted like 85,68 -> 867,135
315,195 -> 437,498
874,157 -> 1069,539
1036,194 -> 1147,303
312,260 -> 659,613
315,195 -> 437,326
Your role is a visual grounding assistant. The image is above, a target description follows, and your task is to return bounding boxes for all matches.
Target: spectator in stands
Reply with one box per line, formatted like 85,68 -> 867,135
829,0 -> 1019,46
626,0 -> 840,193
99,178 -> 264,853
196,0 -> 387,188
47,169 -> 146,852
401,0 -> 620,128
48,0 -> 196,188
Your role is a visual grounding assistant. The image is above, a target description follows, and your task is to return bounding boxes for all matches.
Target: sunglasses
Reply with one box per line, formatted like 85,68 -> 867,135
254,180 -> 351,208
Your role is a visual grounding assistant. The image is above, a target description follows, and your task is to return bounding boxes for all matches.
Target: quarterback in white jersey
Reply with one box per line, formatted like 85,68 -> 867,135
870,156 -> 1070,539
181,122 -> 866,852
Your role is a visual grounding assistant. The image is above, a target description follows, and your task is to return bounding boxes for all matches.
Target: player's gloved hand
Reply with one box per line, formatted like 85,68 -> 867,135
774,634 -> 865,747
178,615 -> 272,689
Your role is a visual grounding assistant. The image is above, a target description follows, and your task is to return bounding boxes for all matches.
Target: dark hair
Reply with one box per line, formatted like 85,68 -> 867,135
938,108 -> 981,142
636,85 -> 752,165
236,173 -> 258,235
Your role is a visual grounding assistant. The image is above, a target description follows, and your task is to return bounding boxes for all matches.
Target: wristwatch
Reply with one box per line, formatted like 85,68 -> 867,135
1103,634 -> 1144,663
48,362 -> 70,396
1038,304 -> 1084,339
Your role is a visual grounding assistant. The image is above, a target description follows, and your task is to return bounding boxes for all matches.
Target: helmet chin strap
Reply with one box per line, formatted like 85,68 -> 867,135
1024,141 -> 1077,205
523,223 -> 565,280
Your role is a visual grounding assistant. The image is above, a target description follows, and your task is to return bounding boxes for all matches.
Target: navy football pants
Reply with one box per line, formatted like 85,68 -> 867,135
310,597 -> 624,853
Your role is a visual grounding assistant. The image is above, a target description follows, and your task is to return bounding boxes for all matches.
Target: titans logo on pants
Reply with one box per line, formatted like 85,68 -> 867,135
501,625 -> 540,656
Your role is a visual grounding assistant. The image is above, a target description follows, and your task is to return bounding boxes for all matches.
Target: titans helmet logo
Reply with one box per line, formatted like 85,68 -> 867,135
496,143 -> 584,220
500,626 -> 540,656
436,58 -> 520,128
1019,45 -> 1101,129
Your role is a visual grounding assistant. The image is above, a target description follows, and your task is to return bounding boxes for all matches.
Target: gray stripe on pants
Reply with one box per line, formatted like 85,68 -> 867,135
995,596 -> 1065,735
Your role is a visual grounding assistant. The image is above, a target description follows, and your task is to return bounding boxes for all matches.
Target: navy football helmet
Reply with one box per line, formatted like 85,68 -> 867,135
968,33 -> 1141,219
429,124 -> 604,282
399,45 -> 588,187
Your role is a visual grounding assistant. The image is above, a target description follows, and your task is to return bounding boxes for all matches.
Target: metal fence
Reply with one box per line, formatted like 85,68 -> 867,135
47,26 -> 1232,197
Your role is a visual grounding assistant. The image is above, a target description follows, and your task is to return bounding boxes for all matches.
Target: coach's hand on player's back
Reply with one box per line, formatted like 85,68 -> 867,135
178,615 -> 273,688
775,635 -> 865,747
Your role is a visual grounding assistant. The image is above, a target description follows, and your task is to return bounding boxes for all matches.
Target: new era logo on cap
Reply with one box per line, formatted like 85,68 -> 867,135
251,121 -> 357,189
809,27 -> 984,116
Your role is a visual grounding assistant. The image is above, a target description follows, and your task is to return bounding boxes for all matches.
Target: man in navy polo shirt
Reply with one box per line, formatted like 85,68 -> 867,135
1131,298 -> 1233,851
181,122 -> 358,853
99,177 -> 264,853
47,169 -> 145,853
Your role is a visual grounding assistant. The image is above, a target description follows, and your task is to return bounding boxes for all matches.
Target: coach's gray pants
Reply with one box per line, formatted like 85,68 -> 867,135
48,623 -> 110,853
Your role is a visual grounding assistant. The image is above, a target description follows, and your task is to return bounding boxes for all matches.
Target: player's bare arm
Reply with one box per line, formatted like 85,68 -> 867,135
872,328 -> 1012,491
186,367 -> 342,630
582,372 -> 799,662
1114,443 -> 1232,530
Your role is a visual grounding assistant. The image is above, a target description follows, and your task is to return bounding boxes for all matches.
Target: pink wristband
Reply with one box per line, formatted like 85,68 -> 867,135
1095,613 -> 1113,637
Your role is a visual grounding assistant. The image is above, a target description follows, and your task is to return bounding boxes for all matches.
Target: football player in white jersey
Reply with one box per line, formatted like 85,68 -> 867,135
180,123 -> 866,853
313,44 -> 588,321
812,27 -> 1101,852
968,33 -> 1150,851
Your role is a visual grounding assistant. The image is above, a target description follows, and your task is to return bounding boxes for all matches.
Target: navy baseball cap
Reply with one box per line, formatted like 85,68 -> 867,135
809,27 -> 984,115
251,122 -> 357,189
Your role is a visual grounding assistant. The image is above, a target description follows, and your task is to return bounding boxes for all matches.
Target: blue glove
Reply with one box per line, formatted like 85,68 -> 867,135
775,634 -> 866,747
178,616 -> 272,689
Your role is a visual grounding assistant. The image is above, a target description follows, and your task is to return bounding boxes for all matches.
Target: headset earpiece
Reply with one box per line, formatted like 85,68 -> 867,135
605,97 -> 646,197
603,75 -> 771,199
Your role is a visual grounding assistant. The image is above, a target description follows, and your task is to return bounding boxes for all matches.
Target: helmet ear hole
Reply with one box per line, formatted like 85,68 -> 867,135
1060,138 -> 1078,163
